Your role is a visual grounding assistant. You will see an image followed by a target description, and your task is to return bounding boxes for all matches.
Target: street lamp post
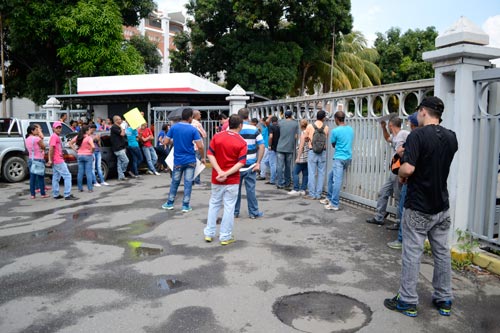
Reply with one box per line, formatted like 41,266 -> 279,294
1,14 -> 6,117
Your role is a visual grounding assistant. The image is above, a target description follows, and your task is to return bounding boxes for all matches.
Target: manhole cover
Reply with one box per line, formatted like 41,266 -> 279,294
273,291 -> 372,333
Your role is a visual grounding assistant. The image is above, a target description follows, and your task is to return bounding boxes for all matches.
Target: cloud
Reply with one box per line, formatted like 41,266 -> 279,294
482,15 -> 500,65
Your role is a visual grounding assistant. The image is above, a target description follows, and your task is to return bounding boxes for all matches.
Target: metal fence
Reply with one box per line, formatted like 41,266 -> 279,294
247,79 -> 435,212
470,68 -> 500,248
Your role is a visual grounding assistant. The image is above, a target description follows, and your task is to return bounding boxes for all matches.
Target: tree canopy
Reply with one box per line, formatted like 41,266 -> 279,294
0,0 -> 156,104
374,27 -> 437,84
172,0 -> 353,99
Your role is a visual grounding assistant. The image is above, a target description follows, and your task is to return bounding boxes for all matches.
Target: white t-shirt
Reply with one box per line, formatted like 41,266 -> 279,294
390,130 -> 410,151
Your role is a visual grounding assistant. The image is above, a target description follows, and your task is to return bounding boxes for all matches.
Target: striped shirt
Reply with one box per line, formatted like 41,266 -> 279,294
239,122 -> 264,166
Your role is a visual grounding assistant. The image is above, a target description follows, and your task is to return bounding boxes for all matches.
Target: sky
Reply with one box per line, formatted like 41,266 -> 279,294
158,0 -> 500,50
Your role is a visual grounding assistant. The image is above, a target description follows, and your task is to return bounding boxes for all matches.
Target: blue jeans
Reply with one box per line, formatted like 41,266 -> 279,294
397,184 -> 407,242
328,159 -> 351,207
142,146 -> 158,173
307,150 -> 326,199
267,150 -> 277,184
326,169 -> 334,199
92,151 -> 105,184
260,149 -> 270,178
128,146 -> 143,176
277,152 -> 293,187
114,149 -> 129,179
204,184 -> 239,241
52,162 -> 72,198
235,168 -> 260,217
166,163 -> 195,207
28,159 -> 46,196
399,208 -> 452,305
292,163 -> 308,191
77,154 -> 94,191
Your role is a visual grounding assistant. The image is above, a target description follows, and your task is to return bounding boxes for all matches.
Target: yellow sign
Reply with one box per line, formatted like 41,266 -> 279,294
123,107 -> 146,129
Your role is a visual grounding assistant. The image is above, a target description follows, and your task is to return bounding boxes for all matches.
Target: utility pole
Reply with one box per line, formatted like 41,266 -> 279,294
329,26 -> 335,93
0,14 -> 6,117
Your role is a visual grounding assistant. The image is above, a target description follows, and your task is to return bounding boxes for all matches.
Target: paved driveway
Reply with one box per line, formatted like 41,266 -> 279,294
0,174 -> 499,332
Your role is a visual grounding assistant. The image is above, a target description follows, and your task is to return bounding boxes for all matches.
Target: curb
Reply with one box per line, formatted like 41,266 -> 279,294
450,246 -> 500,275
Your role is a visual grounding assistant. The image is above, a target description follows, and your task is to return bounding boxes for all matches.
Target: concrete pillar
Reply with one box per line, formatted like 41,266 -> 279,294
42,97 -> 62,121
161,15 -> 170,74
226,85 -> 250,115
423,17 -> 500,242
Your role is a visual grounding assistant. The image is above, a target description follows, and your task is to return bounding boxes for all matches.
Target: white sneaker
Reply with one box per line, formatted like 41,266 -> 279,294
94,183 -> 101,187
154,171 -> 161,176
101,182 -> 109,186
146,170 -> 154,175
324,204 -> 339,211
298,190 -> 306,195
287,190 -> 300,196
319,198 -> 329,205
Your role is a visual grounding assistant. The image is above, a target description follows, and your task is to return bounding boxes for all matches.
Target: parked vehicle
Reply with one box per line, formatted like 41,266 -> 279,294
0,118 -> 74,182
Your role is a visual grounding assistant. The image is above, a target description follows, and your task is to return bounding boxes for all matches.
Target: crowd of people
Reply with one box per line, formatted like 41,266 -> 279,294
25,97 -> 458,318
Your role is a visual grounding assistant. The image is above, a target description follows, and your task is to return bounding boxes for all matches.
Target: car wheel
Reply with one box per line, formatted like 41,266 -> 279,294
101,160 -> 109,181
2,156 -> 28,183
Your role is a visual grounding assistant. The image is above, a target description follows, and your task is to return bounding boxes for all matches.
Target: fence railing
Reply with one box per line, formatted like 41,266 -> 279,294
469,68 -> 500,248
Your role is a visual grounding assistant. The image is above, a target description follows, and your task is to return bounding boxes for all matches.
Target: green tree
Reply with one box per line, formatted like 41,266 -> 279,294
128,35 -> 162,73
170,31 -> 192,73
173,0 -> 352,99
374,27 -> 437,84
1,0 -> 156,105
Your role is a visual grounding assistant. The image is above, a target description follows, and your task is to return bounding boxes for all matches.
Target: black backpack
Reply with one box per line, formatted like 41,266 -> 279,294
311,123 -> 327,154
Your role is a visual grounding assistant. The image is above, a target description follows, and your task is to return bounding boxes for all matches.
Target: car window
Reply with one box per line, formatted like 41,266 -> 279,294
31,121 -> 50,136
100,133 -> 112,148
60,123 -> 73,136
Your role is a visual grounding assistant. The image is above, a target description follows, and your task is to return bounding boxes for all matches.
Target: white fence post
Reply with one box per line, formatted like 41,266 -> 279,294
423,17 -> 500,242
226,85 -> 249,115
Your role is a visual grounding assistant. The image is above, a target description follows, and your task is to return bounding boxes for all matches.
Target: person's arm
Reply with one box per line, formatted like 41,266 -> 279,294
164,137 -> 172,146
195,139 -> 206,163
296,132 -> 306,163
37,136 -> 46,151
88,137 -> 95,153
380,121 -> 391,142
268,132 -> 273,150
398,162 -> 415,181
48,143 -> 54,166
69,136 -> 78,151
252,143 -> 264,172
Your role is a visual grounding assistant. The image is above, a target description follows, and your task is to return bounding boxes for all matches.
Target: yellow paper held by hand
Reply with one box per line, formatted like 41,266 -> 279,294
124,107 -> 147,129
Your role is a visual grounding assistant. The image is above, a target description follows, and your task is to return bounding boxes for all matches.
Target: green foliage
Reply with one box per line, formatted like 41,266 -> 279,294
174,0 -> 353,98
170,31 -> 192,73
374,27 -> 437,84
128,35 -> 162,73
452,229 -> 480,271
2,0 -> 154,104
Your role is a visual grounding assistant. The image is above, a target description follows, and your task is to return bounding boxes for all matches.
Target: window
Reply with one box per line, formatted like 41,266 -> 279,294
31,122 -> 50,136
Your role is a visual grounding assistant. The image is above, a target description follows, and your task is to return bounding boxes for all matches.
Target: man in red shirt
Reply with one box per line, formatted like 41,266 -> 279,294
140,123 -> 160,176
203,115 -> 247,246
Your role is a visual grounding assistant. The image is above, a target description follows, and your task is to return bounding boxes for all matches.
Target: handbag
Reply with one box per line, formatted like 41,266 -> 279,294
30,137 -> 45,176
390,153 -> 401,175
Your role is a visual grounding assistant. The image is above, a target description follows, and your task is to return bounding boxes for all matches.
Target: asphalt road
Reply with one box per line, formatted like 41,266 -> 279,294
0,173 -> 499,333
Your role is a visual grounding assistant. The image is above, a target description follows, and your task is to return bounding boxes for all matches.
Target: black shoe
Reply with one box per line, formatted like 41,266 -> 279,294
277,186 -> 284,189
54,194 -> 63,199
366,217 -> 384,225
265,181 -> 275,185
65,194 -> 79,201
256,176 -> 266,181
384,294 -> 418,317
386,223 -> 400,230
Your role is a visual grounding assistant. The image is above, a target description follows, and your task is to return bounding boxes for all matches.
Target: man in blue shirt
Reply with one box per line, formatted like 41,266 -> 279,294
324,111 -> 354,210
162,108 -> 205,212
234,108 -> 265,219
257,115 -> 271,181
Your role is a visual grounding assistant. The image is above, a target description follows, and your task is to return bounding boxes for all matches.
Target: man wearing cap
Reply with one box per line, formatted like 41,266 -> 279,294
47,121 -> 78,200
366,116 -> 409,225
387,113 -> 419,249
276,110 -> 299,190
384,96 -> 458,318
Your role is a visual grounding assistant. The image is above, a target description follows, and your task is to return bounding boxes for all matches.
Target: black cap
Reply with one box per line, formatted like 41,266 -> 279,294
416,96 -> 444,114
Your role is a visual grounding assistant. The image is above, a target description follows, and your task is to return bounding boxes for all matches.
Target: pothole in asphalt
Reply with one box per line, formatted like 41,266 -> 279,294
157,278 -> 183,291
273,291 -> 372,333
128,241 -> 164,258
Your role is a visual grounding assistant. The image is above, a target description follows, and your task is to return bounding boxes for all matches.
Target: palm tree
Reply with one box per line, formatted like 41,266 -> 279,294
293,30 -> 382,95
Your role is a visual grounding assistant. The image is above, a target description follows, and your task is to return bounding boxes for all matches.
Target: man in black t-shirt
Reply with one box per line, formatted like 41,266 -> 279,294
266,116 -> 280,185
384,96 -> 458,318
110,115 -> 129,181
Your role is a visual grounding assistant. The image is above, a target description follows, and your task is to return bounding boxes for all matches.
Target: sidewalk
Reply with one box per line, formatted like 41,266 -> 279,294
0,173 -> 499,332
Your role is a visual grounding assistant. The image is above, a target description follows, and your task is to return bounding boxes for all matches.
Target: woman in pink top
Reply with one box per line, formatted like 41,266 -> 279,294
25,124 -> 48,199
70,125 -> 95,192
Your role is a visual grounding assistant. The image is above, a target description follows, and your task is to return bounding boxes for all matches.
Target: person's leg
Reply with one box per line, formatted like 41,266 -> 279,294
37,173 -> 46,196
315,151 -> 327,199
284,153 -> 292,187
94,152 -> 105,183
260,149 -> 269,178
428,210 -> 453,304
150,147 -> 158,168
129,147 -> 139,175
142,146 -> 155,172
398,184 -> 407,242
114,150 -> 128,179
330,159 -> 345,207
234,170 -> 246,217
194,150 -> 202,184
166,166 -> 182,205
276,152 -> 285,187
374,174 -> 396,221
204,184 -> 223,238
269,150 -> 277,184
244,170 -> 260,217
29,161 -> 36,197
307,150 -> 318,197
219,184 -> 239,241
84,155 -> 93,191
52,164 -> 61,197
182,164 -> 195,208
326,168 -> 333,201
60,163 -> 73,197
292,163 -> 300,191
77,156 -> 85,191
393,176 -> 402,220
301,163 -> 308,192
398,208 -> 430,305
